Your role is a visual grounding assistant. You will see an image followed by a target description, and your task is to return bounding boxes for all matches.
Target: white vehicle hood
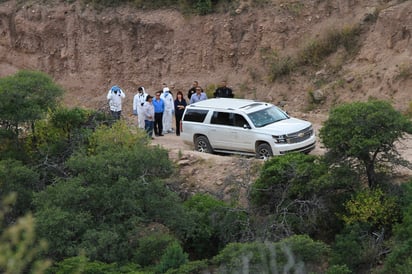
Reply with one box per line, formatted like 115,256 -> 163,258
259,118 -> 311,135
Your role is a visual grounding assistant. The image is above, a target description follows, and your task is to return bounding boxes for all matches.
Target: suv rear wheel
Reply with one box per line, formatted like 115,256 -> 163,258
256,143 -> 273,159
195,136 -> 213,153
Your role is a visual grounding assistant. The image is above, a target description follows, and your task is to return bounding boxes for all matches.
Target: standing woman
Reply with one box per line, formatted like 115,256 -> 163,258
174,91 -> 187,136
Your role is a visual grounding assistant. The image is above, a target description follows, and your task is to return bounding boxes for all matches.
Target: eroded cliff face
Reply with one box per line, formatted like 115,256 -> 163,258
0,0 -> 411,115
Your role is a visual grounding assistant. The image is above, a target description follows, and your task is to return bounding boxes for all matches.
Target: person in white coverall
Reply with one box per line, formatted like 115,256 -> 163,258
161,87 -> 174,133
133,86 -> 148,129
107,85 -> 125,120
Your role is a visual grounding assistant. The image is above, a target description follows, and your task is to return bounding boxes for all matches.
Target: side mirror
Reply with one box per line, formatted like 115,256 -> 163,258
243,124 -> 251,129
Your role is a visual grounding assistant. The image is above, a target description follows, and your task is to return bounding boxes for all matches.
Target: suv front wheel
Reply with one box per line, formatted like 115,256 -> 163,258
194,136 -> 213,153
256,143 -> 273,159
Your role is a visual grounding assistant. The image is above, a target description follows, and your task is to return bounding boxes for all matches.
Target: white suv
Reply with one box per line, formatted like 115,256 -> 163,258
180,98 -> 316,158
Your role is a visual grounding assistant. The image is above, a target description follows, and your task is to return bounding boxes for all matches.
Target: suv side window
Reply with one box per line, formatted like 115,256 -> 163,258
183,109 -> 208,122
211,111 -> 233,125
233,114 -> 249,128
211,112 -> 250,128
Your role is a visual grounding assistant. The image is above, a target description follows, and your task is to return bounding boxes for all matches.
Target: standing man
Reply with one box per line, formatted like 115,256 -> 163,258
187,80 -> 202,100
107,85 -> 126,120
213,80 -> 234,98
133,86 -> 148,129
143,95 -> 154,139
153,91 -> 165,136
161,87 -> 174,133
189,86 -> 208,104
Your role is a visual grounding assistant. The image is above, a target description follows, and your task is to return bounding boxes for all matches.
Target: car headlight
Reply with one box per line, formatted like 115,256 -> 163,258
272,134 -> 287,143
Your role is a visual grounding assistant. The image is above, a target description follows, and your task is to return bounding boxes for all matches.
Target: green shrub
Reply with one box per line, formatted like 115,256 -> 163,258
0,159 -> 40,224
341,188 -> 400,230
269,55 -> 296,81
382,181 -> 412,273
50,255 -> 141,274
155,242 -> 188,273
212,235 -> 330,273
395,62 -> 412,81
297,25 -> 361,67
326,264 -> 352,274
165,259 -> 209,274
134,233 -> 177,267
331,223 -> 383,272
183,193 -> 247,259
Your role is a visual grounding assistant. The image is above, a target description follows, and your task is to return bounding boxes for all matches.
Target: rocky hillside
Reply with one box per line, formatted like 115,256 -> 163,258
0,0 -> 411,117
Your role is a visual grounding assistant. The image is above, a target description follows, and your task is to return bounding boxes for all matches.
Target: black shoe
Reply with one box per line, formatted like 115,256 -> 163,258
159,134 -> 164,136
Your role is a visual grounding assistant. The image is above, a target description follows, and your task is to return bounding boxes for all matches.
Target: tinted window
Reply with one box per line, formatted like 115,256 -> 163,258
183,109 -> 208,122
211,112 -> 249,128
211,111 -> 233,125
233,114 -> 249,128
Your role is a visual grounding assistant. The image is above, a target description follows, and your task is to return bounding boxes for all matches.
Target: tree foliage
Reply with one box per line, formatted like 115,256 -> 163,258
183,193 -> 247,259
341,188 -> 399,230
382,181 -> 412,273
0,70 -> 63,139
33,123 -> 190,263
212,235 -> 330,273
0,195 -> 51,274
250,153 -> 336,238
319,100 -> 412,188
0,159 -> 40,225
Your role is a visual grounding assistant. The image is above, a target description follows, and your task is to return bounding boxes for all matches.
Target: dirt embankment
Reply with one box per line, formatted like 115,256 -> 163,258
1,0 -> 412,198
1,0 -> 412,115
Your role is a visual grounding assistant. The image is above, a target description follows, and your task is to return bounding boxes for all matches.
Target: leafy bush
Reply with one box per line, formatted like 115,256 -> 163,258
341,188 -> 400,230
134,232 -> 177,267
0,207 -> 51,274
34,124 -> 191,263
382,181 -> 412,273
0,70 -> 64,160
183,193 -> 247,259
326,264 -> 352,274
250,153 -> 333,236
269,55 -> 296,81
0,159 -> 40,224
156,242 -> 189,273
165,259 -> 209,274
331,223 -> 384,272
50,255 -> 141,274
212,235 -> 330,273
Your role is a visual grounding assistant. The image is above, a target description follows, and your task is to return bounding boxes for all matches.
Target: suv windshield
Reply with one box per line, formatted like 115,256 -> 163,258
248,106 -> 289,127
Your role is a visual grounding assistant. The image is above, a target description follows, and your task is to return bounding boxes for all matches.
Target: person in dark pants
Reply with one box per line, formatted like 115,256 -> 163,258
153,91 -> 165,136
174,91 -> 187,136
143,95 -> 154,139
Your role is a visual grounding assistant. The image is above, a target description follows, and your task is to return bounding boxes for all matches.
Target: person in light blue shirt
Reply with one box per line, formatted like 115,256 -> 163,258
152,91 -> 165,136
189,87 -> 208,104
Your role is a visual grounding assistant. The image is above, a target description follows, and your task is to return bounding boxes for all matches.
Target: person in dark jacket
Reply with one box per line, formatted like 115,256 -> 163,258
174,91 -> 187,136
187,80 -> 203,100
213,80 -> 234,98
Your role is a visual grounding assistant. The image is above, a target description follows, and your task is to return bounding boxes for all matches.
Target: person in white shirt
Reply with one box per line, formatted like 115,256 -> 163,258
133,86 -> 148,129
143,95 -> 155,139
107,85 -> 125,120
161,87 -> 174,133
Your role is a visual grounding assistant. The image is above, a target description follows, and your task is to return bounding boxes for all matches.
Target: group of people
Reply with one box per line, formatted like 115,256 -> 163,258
106,80 -> 234,139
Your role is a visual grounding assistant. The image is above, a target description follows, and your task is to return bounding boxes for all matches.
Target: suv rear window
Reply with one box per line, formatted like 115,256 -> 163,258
183,109 -> 208,122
